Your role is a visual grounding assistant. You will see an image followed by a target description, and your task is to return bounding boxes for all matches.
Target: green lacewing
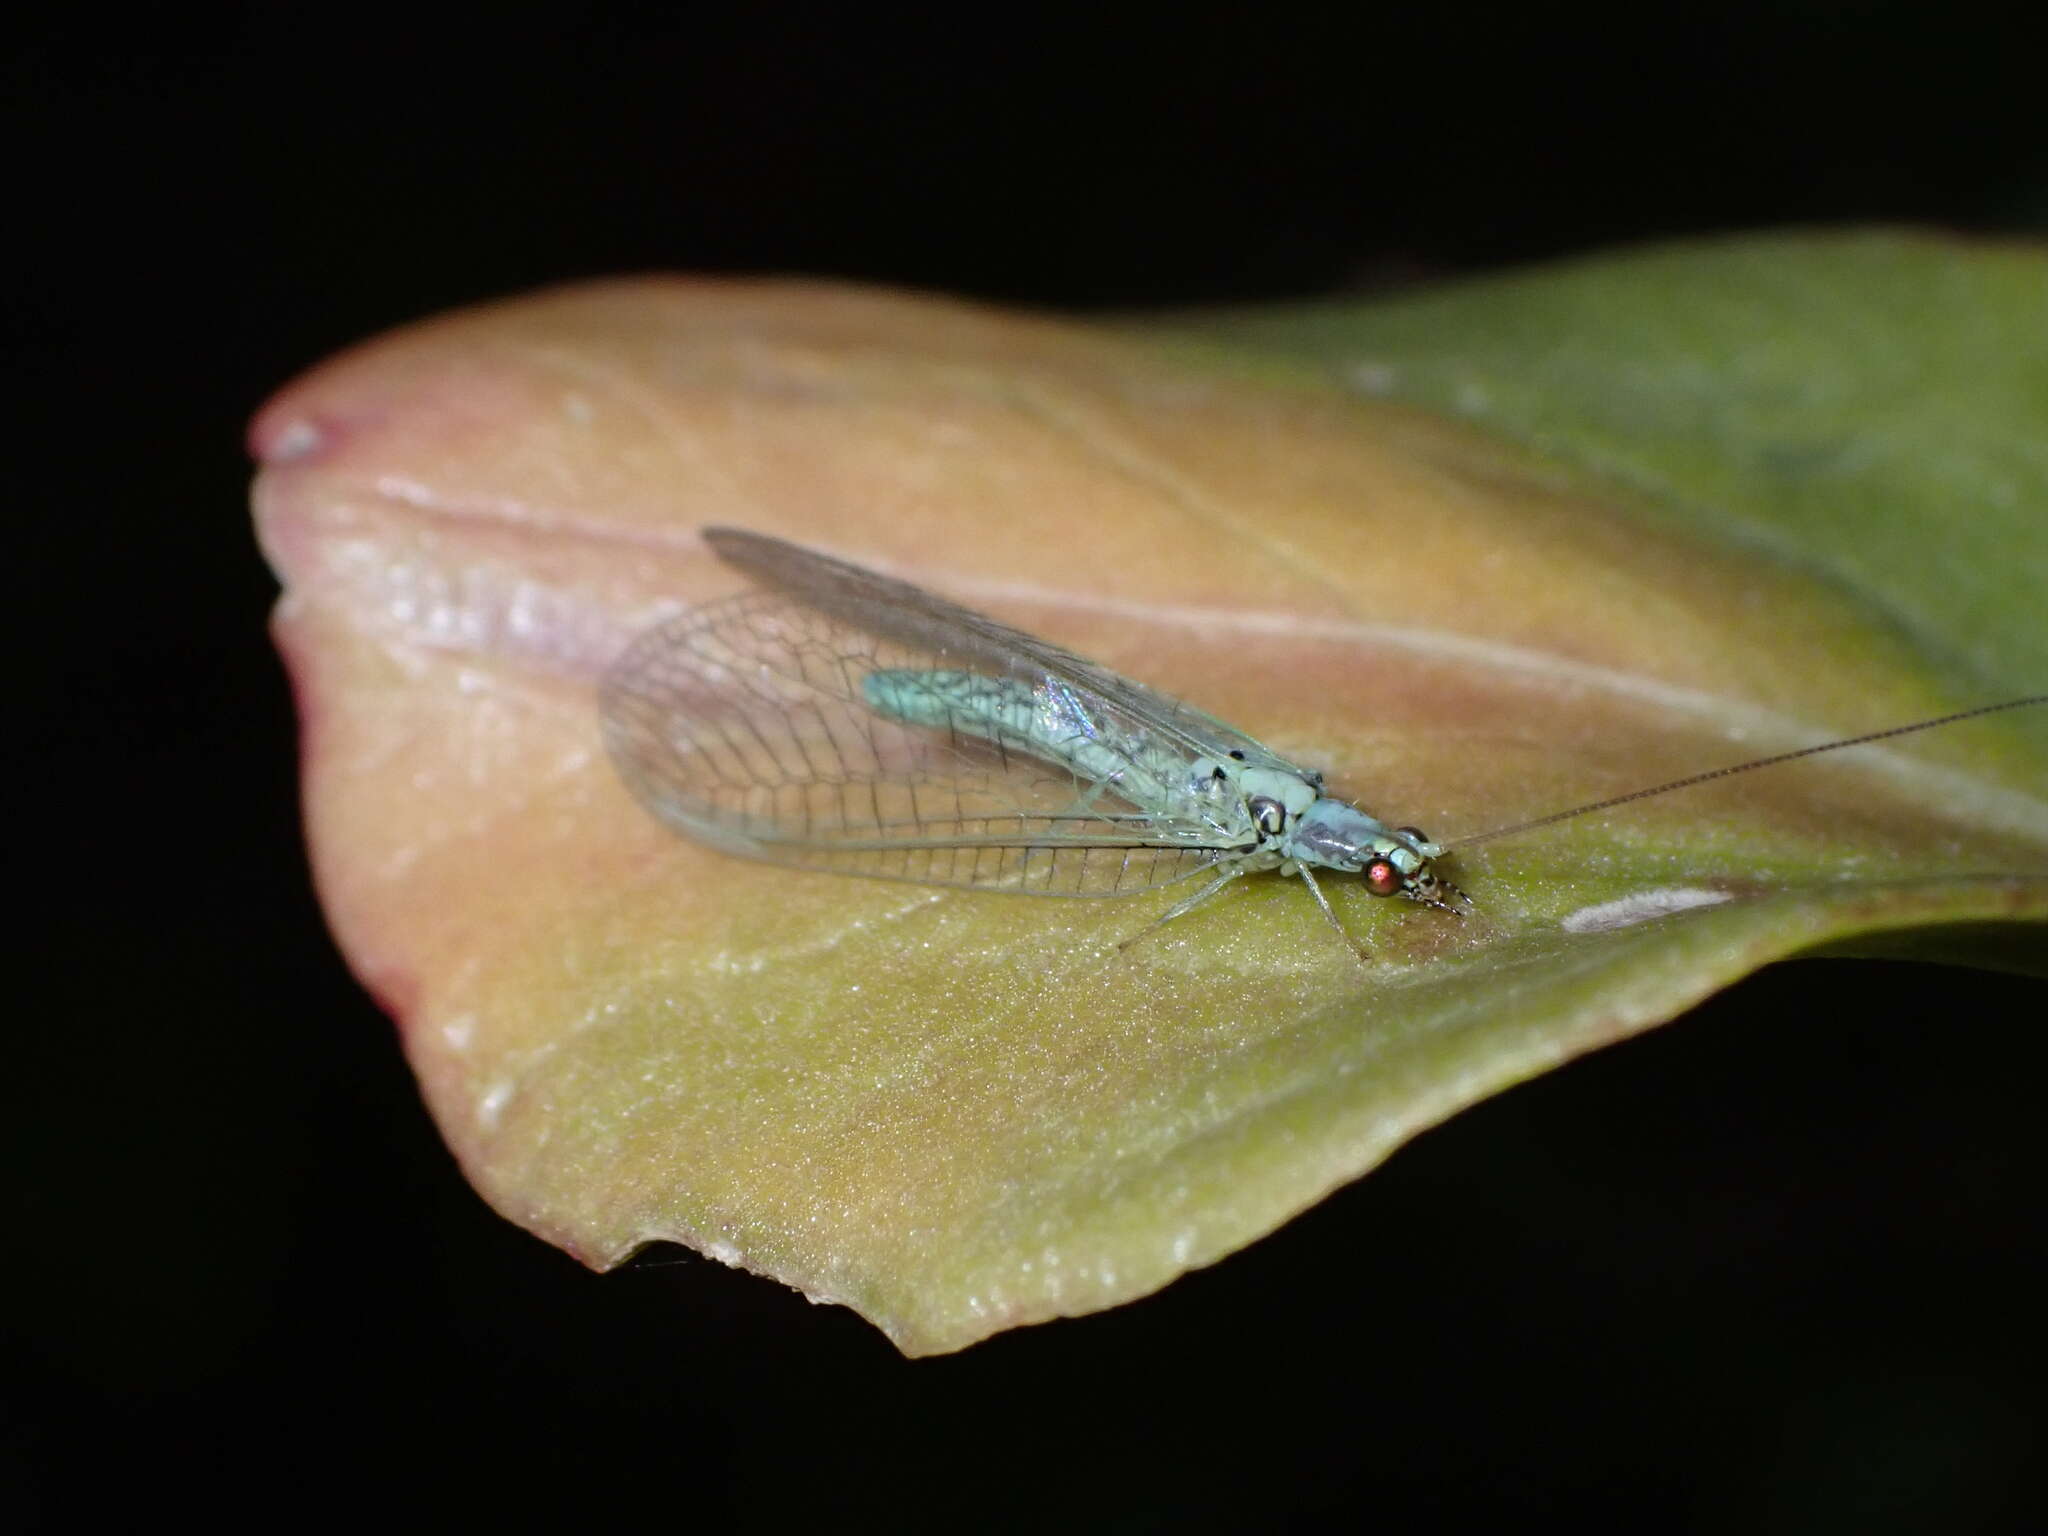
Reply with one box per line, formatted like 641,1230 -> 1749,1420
600,527 -> 2045,958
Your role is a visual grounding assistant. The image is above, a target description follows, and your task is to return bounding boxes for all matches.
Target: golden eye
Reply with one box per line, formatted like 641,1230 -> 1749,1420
1365,860 -> 1402,897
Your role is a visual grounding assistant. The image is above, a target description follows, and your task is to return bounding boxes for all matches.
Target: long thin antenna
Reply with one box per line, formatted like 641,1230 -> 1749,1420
1448,693 -> 2048,851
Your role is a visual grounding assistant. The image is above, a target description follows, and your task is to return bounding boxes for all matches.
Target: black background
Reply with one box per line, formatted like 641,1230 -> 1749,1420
9,6 -> 2047,1530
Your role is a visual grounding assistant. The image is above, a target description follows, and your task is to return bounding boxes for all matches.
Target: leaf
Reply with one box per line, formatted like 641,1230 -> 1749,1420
1166,228 -> 2048,703
252,240 -> 2048,1356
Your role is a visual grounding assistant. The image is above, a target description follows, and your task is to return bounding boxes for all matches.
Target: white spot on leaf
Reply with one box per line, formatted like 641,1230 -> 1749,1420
1561,888 -> 1734,933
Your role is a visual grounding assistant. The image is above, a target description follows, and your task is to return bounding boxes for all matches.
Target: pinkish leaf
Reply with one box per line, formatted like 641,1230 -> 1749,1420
255,244 -> 2048,1354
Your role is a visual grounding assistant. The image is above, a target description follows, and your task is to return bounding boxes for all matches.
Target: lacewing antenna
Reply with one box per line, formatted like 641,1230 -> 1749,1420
1448,694 -> 2048,852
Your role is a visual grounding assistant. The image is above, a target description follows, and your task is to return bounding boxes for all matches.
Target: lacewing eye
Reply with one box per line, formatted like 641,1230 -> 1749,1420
1364,860 -> 1402,897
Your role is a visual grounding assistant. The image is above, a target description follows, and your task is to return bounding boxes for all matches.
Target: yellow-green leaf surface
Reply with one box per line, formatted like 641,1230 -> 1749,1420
252,235 -> 2048,1356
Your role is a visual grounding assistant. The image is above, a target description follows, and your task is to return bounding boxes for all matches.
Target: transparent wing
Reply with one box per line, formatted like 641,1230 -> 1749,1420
599,530 -> 1282,897
704,526 -> 1303,776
